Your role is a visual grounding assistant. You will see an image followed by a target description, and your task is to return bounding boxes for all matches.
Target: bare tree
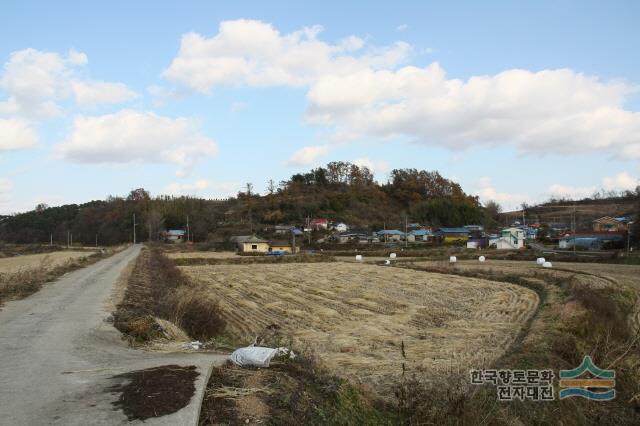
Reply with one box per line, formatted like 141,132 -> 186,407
267,179 -> 276,195
145,209 -> 165,241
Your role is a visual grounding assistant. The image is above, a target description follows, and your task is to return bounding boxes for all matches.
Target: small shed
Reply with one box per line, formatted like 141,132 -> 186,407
269,240 -> 299,254
165,229 -> 186,243
231,235 -> 269,253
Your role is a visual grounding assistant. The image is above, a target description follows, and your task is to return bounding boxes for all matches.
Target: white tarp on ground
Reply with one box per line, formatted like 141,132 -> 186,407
229,346 -> 295,367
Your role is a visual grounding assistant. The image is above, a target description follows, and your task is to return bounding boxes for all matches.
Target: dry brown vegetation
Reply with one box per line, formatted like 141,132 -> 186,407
0,251 -> 94,274
113,246 -> 226,343
181,262 -> 538,396
0,249 -> 115,305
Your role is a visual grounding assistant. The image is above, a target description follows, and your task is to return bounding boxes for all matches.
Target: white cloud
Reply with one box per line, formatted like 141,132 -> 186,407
0,48 -> 136,117
548,172 -> 639,199
71,81 -> 138,106
352,157 -> 390,175
602,172 -> 639,191
164,179 -> 239,197
396,24 -> 409,32
163,20 -> 640,165
56,109 -> 218,176
306,64 -> 640,159
163,19 -> 410,92
548,183 -> 596,199
0,118 -> 38,151
286,144 -> 331,166
476,176 -> 529,210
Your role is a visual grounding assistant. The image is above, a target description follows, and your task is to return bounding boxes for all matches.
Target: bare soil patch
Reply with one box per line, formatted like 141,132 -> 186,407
109,364 -> 198,421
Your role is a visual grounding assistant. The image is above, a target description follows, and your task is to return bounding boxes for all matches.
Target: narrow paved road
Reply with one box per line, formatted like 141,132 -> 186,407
0,245 -> 226,426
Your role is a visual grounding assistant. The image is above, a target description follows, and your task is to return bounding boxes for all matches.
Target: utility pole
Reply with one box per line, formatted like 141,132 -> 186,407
628,221 -> 634,256
67,231 -> 70,249
572,204 -> 576,255
291,229 -> 296,254
186,215 -> 190,243
133,213 -> 137,244
70,233 -> 73,247
405,214 -> 408,248
50,233 -> 52,246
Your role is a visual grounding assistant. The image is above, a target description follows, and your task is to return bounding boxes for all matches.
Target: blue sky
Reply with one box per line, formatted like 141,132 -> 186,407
1,0 -> 639,213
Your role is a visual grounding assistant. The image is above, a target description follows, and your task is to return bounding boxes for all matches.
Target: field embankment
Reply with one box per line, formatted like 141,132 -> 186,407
113,245 -> 226,344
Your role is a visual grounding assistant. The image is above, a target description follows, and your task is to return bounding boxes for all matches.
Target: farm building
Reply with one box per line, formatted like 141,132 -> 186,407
268,240 -> 299,254
410,229 -> 433,241
435,228 -> 470,243
377,229 -> 404,242
274,225 -> 293,234
309,218 -> 329,230
230,235 -> 270,253
559,232 -> 625,250
164,229 -> 186,243
491,228 -> 525,249
333,222 -> 349,232
592,216 -> 629,232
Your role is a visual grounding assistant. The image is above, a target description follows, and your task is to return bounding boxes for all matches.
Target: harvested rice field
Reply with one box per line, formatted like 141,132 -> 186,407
180,262 -> 539,395
0,251 -> 93,274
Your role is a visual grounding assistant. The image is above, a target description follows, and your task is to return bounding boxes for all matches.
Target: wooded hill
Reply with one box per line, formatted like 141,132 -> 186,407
501,190 -> 639,229
0,162 -> 493,245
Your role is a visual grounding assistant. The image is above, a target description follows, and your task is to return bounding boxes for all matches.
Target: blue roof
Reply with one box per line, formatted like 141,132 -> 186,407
410,229 -> 433,236
377,229 -> 404,236
437,228 -> 470,233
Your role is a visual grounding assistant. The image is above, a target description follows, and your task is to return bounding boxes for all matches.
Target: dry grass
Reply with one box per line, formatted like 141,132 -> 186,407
181,262 -> 538,396
166,251 -> 240,260
113,246 -> 226,344
0,250 -> 94,274
0,249 -> 116,305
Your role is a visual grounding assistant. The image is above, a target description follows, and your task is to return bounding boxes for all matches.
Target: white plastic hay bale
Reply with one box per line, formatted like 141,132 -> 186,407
449,256 -> 457,263
355,254 -> 363,262
536,257 -> 545,265
478,256 -> 486,262
384,260 -> 391,265
542,261 -> 552,268
390,253 -> 397,259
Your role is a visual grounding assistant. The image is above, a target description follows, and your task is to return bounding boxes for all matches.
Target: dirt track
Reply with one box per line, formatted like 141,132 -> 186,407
0,245 -> 225,425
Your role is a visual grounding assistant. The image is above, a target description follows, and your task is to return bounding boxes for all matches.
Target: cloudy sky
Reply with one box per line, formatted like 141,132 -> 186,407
1,1 -> 639,213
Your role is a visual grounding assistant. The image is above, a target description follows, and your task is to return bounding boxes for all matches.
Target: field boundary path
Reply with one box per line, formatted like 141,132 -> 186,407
0,244 -> 226,426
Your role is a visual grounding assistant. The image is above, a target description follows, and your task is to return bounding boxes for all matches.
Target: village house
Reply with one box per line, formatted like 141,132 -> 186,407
274,225 -> 293,234
309,218 -> 329,230
268,240 -> 299,254
410,229 -> 433,242
592,216 -> 629,232
332,222 -> 349,232
435,228 -> 470,243
377,229 -> 404,242
230,235 -> 270,253
163,229 -> 186,243
491,228 -> 525,249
